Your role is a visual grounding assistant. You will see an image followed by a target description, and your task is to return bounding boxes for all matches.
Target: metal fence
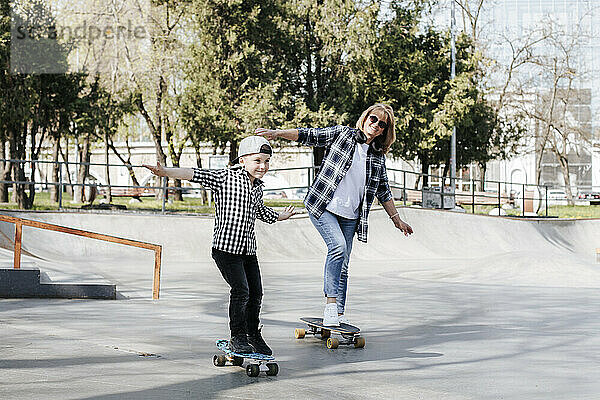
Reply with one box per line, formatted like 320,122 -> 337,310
0,158 -> 562,216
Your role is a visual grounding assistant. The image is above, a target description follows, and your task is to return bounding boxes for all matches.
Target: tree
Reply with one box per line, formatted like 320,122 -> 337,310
180,0 -> 295,165
287,0 -> 381,165
517,17 -> 593,204
366,2 -> 523,186
0,0 -> 88,208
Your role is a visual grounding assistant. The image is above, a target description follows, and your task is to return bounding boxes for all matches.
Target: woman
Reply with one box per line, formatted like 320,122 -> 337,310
255,103 -> 413,326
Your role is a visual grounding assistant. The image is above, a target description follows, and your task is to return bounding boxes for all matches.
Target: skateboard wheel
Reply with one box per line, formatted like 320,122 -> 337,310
294,328 -> 305,339
354,337 -> 366,348
326,338 -> 339,349
232,356 -> 244,366
266,362 -> 279,376
213,354 -> 226,367
320,329 -> 330,339
246,364 -> 260,377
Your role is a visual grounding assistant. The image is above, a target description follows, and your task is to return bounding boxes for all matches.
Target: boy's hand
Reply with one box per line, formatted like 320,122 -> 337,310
143,162 -> 167,177
255,128 -> 277,140
277,205 -> 296,221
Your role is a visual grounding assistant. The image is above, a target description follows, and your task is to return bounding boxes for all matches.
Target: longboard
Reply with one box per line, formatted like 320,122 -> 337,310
295,317 -> 365,349
213,339 -> 278,377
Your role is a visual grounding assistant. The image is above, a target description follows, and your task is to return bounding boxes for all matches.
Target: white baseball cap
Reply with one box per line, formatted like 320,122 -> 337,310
235,136 -> 272,163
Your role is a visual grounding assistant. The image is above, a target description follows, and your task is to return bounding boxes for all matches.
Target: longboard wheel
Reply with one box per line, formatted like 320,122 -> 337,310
246,364 -> 260,377
320,329 -> 331,339
294,328 -> 305,339
266,362 -> 279,376
354,337 -> 366,348
326,337 -> 340,349
232,356 -> 244,366
213,354 -> 226,367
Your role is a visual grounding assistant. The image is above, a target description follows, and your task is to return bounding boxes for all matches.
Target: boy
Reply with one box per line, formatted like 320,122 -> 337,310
144,136 -> 294,355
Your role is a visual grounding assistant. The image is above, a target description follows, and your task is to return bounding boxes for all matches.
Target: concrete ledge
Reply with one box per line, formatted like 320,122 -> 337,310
0,267 -> 116,300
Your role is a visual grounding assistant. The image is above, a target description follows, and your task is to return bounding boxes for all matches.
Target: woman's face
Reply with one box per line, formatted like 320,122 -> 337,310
363,109 -> 388,143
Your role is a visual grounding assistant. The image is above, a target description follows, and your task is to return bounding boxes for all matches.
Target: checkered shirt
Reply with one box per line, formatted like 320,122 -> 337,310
297,125 -> 393,243
190,165 -> 279,255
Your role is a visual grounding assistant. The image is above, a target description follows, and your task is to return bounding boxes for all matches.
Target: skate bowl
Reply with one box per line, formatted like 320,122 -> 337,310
0,208 -> 598,289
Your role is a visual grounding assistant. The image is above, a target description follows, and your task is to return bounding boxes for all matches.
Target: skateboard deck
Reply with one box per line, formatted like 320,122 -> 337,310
295,317 -> 365,349
213,339 -> 278,377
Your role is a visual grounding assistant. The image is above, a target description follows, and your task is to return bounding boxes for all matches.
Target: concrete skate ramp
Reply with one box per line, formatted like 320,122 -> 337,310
0,208 -> 599,288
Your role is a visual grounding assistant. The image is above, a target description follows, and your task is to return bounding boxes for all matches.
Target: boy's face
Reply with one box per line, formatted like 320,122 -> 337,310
240,153 -> 270,180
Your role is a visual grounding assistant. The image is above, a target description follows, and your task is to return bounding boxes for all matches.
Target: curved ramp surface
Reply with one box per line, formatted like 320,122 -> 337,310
1,209 -> 599,288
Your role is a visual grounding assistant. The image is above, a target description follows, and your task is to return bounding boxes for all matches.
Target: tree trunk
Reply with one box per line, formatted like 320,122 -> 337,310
104,137 -> 141,199
194,144 -> 208,205
173,176 -> 183,201
313,147 -> 325,168
229,139 -> 238,165
166,124 -> 184,201
60,138 -> 73,196
479,163 -> 487,192
104,129 -> 112,203
0,141 -> 10,203
135,88 -> 168,202
557,154 -> 574,205
12,121 -> 29,209
420,153 -> 430,188
73,134 -> 91,203
50,136 -> 60,202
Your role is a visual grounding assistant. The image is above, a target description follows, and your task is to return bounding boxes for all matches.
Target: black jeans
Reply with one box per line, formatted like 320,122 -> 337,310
211,248 -> 263,337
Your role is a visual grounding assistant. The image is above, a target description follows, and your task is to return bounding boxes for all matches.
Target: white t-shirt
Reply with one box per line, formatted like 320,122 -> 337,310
326,143 -> 369,219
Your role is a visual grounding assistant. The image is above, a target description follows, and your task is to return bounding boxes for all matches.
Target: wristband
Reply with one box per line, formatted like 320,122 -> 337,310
389,212 -> 399,219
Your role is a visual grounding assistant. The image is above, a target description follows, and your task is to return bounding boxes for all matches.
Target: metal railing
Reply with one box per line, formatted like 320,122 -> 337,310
0,213 -> 163,299
386,168 -> 551,217
0,158 -> 563,216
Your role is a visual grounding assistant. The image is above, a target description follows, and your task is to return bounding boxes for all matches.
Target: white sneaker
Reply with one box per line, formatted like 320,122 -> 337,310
338,315 -> 350,325
323,303 -> 340,326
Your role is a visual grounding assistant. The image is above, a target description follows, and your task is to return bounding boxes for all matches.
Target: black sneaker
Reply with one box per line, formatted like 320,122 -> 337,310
229,334 -> 253,354
248,329 -> 272,356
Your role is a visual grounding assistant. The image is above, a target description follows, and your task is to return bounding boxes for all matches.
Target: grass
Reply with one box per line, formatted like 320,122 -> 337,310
3,191 -> 600,219
460,204 -> 600,219
0,191 -> 304,214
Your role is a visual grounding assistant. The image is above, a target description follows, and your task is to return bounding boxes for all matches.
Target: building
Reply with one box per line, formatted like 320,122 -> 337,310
432,0 -> 600,195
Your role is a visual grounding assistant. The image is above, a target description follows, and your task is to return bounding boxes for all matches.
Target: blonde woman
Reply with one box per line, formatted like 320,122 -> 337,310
255,104 -> 413,326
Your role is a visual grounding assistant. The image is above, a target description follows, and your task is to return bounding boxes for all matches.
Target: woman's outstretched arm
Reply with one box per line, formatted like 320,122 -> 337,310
254,128 -> 299,141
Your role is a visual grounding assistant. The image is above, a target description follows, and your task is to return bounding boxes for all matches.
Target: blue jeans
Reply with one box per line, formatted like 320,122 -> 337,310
308,210 -> 358,314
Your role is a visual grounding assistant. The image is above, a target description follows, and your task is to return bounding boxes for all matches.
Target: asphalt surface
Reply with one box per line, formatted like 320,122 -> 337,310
1,208 -> 599,399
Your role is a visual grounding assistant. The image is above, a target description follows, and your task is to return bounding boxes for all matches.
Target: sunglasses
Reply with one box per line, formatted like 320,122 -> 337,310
368,115 -> 388,130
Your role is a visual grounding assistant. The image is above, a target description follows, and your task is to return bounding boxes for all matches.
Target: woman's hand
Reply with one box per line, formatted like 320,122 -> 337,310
393,217 -> 413,236
255,128 -> 278,140
277,205 -> 296,221
143,162 -> 167,177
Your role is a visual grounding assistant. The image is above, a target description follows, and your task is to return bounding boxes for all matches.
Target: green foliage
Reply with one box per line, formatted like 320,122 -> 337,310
361,2 -> 523,173
1,0 -> 526,208
180,0 -> 295,158
74,77 -> 134,141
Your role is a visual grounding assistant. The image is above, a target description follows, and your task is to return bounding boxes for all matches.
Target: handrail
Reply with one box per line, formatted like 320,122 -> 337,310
0,214 -> 162,299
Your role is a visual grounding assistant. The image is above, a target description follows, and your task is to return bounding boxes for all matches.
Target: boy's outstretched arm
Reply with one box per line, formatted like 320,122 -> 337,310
277,205 -> 296,221
144,162 -> 226,191
143,162 -> 194,180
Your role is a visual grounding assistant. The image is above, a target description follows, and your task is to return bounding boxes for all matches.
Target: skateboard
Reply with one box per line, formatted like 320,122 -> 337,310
213,339 -> 279,377
294,317 -> 365,349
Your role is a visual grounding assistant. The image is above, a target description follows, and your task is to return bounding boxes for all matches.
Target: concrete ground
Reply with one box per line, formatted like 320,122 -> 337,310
1,208 -> 599,399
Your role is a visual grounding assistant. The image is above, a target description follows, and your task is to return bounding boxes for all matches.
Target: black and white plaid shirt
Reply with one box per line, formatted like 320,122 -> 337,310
191,165 -> 279,255
297,125 -> 393,243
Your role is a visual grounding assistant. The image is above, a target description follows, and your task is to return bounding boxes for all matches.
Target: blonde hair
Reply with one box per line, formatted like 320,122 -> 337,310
355,103 -> 396,154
